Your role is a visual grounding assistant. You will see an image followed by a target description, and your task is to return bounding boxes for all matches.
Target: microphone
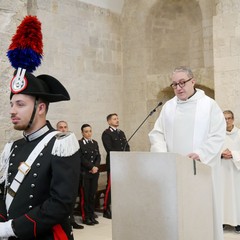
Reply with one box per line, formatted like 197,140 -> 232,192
123,101 -> 163,151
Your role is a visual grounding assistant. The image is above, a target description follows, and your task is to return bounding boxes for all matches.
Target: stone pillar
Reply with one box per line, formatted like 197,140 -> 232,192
213,1 -> 240,124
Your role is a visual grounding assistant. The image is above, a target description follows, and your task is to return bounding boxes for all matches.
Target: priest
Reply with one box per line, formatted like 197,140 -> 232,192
149,66 -> 226,240
221,110 -> 240,233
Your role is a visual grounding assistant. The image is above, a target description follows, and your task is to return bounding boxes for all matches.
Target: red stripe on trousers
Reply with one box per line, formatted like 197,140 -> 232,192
80,187 -> 86,221
103,176 -> 111,210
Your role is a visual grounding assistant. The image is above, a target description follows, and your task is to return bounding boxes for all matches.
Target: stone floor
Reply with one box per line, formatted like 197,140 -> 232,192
223,225 -> 240,240
73,214 -> 239,240
73,214 -> 112,240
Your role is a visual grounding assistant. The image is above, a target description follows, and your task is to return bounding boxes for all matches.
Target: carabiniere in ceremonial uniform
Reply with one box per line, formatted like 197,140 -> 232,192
79,138 -> 101,224
0,71 -> 80,240
101,125 -> 130,219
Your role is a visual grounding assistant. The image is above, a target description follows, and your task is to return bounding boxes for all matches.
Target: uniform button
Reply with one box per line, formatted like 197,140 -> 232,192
9,163 -> 13,166
29,195 -> 33,199
7,213 -> 9,217
39,153 -> 43,156
8,172 -> 11,176
31,184 -> 35,188
91,156 -> 93,158
14,145 -> 18,148
29,205 -> 33,209
33,173 -> 37,178
7,182 -> 10,187
12,153 -> 15,157
36,163 -> 41,167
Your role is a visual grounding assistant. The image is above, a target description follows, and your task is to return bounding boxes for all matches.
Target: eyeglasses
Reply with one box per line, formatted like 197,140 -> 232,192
170,78 -> 193,89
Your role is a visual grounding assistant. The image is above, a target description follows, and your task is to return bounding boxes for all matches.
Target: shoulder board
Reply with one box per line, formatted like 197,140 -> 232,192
51,132 -> 80,157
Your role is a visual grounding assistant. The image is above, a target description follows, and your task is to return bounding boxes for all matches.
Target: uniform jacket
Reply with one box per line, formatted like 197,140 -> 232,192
102,127 -> 130,171
0,122 -> 80,240
78,138 -> 101,174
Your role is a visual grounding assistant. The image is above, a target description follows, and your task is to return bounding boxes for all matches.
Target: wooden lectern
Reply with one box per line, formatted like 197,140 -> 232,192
110,152 -> 214,240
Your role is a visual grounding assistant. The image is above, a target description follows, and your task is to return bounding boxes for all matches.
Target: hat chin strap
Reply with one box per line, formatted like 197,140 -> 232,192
26,97 -> 39,130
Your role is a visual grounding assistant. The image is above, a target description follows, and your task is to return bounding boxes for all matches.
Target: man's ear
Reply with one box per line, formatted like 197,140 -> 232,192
191,78 -> 196,86
38,102 -> 46,114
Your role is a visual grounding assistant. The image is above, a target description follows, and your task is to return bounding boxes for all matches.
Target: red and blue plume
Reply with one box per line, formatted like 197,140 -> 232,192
7,15 -> 43,73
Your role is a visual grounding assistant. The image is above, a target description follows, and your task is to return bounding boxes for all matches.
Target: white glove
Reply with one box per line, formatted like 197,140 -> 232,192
0,220 -> 16,238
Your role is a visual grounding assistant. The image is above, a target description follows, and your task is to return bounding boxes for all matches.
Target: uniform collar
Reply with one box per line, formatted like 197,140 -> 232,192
109,126 -> 117,132
83,138 -> 93,144
23,124 -> 50,142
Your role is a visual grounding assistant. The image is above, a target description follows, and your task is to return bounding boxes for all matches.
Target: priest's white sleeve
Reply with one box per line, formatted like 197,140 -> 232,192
148,112 -> 167,152
231,150 -> 240,170
194,101 -> 226,167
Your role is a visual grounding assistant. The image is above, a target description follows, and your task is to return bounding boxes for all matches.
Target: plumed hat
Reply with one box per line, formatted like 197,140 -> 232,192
7,15 -> 70,102
10,72 -> 70,102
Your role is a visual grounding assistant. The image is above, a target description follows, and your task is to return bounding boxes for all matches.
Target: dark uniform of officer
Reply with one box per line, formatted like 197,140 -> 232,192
79,128 -> 101,225
102,127 -> 130,171
102,114 -> 130,219
0,72 -> 80,240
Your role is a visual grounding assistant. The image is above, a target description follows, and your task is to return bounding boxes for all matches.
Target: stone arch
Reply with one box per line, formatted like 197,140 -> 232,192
146,0 -> 204,76
121,0 -> 214,151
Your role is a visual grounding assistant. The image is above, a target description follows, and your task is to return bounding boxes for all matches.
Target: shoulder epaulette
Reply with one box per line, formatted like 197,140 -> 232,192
51,132 -> 80,157
0,141 -> 14,184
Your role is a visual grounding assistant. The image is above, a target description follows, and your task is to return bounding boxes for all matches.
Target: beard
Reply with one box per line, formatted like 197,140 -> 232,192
13,123 -> 28,131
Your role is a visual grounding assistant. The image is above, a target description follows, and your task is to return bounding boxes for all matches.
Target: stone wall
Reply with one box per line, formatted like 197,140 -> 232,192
213,0 -> 240,126
0,0 -> 122,159
0,1 -> 28,145
0,0 -> 239,154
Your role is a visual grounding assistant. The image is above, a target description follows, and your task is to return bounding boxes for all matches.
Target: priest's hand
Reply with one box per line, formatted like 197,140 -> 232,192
187,153 -> 200,161
221,148 -> 232,159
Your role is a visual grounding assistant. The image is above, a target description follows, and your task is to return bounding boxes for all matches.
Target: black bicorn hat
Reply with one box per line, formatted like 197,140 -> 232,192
10,71 -> 70,102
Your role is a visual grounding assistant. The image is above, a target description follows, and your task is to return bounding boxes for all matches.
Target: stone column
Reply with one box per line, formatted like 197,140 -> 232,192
213,0 -> 240,124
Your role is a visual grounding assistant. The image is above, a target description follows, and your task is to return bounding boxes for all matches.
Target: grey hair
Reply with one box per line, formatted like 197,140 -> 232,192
223,110 -> 234,119
56,120 -> 68,128
172,66 -> 194,79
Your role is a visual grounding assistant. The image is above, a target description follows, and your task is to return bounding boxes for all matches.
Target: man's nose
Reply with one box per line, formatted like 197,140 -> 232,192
176,84 -> 182,90
10,105 -> 16,115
